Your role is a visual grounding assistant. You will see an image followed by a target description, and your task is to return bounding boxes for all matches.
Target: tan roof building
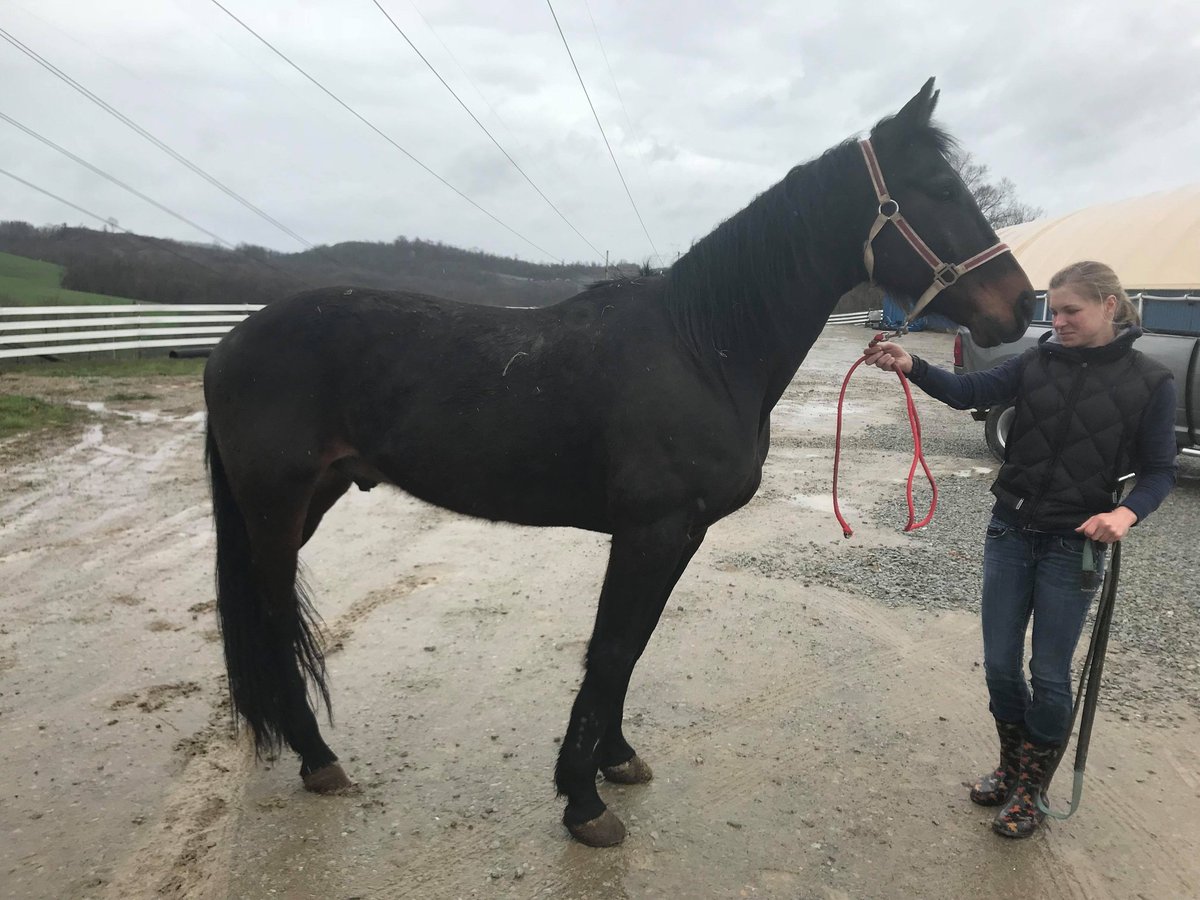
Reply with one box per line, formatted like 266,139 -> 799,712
997,183 -> 1200,293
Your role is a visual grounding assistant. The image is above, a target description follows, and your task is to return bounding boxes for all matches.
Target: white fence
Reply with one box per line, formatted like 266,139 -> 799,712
0,303 -> 880,361
0,304 -> 264,360
826,309 -> 879,326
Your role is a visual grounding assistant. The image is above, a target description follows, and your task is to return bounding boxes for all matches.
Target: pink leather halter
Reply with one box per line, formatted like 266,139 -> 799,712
859,138 -> 1012,323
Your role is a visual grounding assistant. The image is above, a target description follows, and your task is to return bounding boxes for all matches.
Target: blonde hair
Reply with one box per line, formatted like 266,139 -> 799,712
1049,260 -> 1141,328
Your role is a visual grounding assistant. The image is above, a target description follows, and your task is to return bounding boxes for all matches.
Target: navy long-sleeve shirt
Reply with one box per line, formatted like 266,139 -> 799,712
906,349 -> 1178,527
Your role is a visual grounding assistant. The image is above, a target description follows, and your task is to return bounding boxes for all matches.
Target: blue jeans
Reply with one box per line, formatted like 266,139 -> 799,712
981,515 -> 1105,745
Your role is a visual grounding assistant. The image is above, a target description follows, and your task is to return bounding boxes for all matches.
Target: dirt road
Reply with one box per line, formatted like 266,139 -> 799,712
2,327 -> 1197,899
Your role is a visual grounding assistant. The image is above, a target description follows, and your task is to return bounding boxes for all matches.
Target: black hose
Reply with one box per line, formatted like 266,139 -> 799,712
1037,540 -> 1122,818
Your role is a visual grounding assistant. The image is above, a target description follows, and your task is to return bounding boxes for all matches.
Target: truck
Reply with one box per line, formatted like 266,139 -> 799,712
954,325 -> 1200,462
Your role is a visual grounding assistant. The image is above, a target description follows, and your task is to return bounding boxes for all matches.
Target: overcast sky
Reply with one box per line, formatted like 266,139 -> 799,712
2,0 -> 1197,266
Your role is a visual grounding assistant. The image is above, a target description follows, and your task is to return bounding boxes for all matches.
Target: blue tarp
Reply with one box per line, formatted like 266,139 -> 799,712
881,294 -> 958,332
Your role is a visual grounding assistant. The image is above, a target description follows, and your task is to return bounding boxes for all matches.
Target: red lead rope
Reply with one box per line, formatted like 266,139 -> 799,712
832,339 -> 937,538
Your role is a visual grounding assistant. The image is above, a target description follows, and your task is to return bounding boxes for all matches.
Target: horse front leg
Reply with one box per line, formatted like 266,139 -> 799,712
555,516 -> 700,847
597,528 -> 706,786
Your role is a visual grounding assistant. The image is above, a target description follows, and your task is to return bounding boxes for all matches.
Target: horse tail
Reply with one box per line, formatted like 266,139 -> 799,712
206,425 -> 330,755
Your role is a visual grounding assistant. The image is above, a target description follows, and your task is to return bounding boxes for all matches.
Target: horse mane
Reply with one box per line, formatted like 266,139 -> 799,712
912,120 -> 957,158
663,117 -> 956,357
585,275 -> 655,292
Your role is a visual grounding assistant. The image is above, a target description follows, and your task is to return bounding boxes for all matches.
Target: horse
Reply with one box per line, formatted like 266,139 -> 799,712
203,78 -> 1034,847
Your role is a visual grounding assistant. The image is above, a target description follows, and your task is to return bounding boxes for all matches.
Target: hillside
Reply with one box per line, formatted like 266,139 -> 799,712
0,221 -> 617,308
0,251 -> 140,306
0,221 -> 883,315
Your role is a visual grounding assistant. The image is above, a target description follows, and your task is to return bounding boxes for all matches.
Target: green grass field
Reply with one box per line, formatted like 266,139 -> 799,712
0,251 -> 139,306
0,357 -> 206,377
0,251 -> 208,381
0,394 -> 91,440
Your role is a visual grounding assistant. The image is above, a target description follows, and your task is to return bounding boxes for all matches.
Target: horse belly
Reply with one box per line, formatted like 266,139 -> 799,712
362,425 -> 610,531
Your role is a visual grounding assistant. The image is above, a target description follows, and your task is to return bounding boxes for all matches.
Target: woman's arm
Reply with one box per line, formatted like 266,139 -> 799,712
1076,377 -> 1179,542
862,340 -> 1024,411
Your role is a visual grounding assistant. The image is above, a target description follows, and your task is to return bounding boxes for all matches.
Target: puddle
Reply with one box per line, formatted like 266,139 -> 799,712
78,401 -> 202,425
776,401 -> 854,426
76,424 -> 104,449
787,492 -> 836,512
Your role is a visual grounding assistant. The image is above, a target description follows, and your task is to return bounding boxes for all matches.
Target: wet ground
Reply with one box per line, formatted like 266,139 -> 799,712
1,327 -> 1198,899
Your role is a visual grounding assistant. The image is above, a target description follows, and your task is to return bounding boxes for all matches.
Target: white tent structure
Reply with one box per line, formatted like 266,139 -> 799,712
998,183 -> 1200,293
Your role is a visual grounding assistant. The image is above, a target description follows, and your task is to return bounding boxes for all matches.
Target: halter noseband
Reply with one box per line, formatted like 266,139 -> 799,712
859,138 -> 1012,323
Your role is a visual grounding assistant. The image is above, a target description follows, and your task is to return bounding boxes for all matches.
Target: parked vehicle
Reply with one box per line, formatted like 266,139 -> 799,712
954,326 -> 1200,462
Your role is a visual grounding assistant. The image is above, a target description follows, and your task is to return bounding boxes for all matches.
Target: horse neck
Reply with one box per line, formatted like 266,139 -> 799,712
664,141 -> 873,410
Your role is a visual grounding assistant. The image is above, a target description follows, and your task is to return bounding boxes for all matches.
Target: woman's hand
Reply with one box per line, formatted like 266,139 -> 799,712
1076,507 -> 1138,543
862,340 -> 913,375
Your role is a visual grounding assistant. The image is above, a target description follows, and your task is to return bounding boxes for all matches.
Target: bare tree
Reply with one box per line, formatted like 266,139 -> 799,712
949,149 -> 1043,229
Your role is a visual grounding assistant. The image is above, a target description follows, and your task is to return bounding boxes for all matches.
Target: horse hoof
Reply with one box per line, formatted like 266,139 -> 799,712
568,809 -> 627,847
602,755 -> 654,784
302,763 -> 353,794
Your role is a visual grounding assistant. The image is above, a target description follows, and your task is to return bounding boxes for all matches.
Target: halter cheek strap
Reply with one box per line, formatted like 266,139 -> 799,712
859,138 -> 1012,323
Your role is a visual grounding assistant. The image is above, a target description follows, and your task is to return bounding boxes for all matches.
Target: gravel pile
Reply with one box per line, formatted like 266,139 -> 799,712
738,403 -> 1200,723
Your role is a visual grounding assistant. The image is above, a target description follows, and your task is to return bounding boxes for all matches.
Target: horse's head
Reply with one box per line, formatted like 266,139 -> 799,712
864,79 -> 1034,347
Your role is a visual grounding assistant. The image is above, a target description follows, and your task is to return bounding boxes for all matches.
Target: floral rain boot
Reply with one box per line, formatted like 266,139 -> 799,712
992,739 -> 1058,839
970,719 -> 1025,806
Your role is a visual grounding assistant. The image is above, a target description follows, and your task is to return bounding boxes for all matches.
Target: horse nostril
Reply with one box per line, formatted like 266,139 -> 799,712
1017,289 -> 1035,320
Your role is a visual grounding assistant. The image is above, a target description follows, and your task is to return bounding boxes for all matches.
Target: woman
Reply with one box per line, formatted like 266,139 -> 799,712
864,261 -> 1177,838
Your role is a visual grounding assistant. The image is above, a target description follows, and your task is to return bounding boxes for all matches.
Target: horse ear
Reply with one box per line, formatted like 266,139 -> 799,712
896,77 -> 938,127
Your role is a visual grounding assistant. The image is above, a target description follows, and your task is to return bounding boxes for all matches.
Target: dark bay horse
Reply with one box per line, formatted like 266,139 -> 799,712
203,79 -> 1034,847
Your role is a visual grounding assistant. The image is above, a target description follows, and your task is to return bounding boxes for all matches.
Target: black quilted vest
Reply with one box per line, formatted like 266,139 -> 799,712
991,328 -> 1170,531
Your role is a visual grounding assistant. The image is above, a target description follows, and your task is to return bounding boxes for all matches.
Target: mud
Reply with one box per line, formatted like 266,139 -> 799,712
1,328 -> 1197,899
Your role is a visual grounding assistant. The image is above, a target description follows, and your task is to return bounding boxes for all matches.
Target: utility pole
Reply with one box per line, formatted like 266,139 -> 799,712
604,250 -> 609,280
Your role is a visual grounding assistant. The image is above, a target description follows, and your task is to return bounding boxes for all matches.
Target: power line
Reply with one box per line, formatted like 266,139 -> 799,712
0,166 -> 233,280
0,110 -> 236,250
544,0 -> 660,266
206,0 -> 561,262
581,0 -> 637,142
406,0 -> 516,140
0,25 -> 315,249
371,0 -> 603,260
0,110 -> 311,288
10,0 -> 145,85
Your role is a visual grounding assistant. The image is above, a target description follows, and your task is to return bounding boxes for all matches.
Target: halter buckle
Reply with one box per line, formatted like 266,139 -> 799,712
933,264 -> 959,288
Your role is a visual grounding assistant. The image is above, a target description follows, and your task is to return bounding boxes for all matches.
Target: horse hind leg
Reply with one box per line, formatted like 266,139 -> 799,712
209,439 -> 350,792
302,469 -> 353,546
288,472 -> 355,785
247,490 -> 352,792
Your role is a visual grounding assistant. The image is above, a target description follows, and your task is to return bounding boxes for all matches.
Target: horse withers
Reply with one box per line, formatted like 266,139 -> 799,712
203,78 -> 1033,847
